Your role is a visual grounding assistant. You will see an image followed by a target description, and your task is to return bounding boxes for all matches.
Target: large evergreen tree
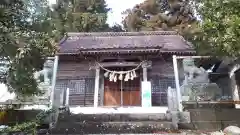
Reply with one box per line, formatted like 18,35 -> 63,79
123,0 -> 240,57
0,0 -> 57,96
0,0 -> 123,98
191,0 -> 240,57
51,0 -> 111,33
122,0 -> 198,35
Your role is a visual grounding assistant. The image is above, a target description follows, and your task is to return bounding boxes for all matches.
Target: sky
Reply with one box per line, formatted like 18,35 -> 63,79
105,0 -> 145,26
49,0 -> 145,26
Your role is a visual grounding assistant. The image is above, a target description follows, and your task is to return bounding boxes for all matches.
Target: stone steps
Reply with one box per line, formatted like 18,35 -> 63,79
50,134 -> 183,135
50,121 -> 175,134
49,112 -> 175,134
3,129 -> 218,135
57,112 -> 172,122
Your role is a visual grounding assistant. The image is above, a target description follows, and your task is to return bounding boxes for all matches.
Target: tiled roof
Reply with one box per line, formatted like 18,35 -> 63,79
58,31 -> 194,54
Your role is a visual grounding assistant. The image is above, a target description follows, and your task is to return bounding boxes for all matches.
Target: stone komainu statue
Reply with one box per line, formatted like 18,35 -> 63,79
181,58 -> 222,101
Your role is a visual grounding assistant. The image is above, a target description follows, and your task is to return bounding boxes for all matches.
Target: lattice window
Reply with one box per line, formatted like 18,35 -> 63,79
68,78 -> 95,94
150,75 -> 175,106
69,79 -> 86,94
55,80 -> 68,91
85,78 -> 95,93
67,77 -> 95,106
55,78 -> 95,106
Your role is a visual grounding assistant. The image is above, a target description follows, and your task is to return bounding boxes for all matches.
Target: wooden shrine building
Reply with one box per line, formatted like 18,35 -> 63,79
53,31 -> 194,113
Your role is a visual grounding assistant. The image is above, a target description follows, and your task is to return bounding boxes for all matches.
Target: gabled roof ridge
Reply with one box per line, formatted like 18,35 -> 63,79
67,31 -> 178,37
58,31 -> 194,54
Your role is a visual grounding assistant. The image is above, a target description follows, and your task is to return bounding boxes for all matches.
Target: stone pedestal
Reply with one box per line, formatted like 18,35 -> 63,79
167,87 -> 178,111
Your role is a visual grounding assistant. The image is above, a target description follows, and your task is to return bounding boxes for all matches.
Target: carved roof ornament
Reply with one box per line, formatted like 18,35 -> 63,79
142,61 -> 152,68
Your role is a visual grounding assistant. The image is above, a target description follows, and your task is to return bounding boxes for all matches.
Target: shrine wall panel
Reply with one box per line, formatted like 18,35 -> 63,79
149,60 -> 174,77
148,59 -> 183,106
56,60 -> 95,79
54,60 -> 97,107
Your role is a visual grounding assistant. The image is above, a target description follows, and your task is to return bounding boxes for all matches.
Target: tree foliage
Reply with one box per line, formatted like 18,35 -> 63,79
190,0 -> 240,57
122,0 -> 198,34
51,0 -> 111,33
51,0 -> 126,33
0,0 -> 57,97
0,109 -> 54,134
123,0 -> 240,57
0,0 -> 123,98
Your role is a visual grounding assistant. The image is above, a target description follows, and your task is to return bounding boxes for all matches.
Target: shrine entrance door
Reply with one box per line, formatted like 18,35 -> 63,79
103,70 -> 141,106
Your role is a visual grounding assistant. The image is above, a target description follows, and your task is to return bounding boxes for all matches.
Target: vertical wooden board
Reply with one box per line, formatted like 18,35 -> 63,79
130,91 -> 141,106
57,61 -> 95,79
123,91 -> 141,106
123,91 -> 130,106
104,79 -> 121,106
103,76 -> 141,106
104,90 -> 121,106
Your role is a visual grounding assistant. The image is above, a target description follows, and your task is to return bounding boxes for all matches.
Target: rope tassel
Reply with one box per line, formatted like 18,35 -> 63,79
109,72 -> 115,81
104,71 -> 109,78
124,72 -> 130,81
130,72 -> 134,80
119,73 -> 123,80
133,70 -> 137,78
114,75 -> 117,82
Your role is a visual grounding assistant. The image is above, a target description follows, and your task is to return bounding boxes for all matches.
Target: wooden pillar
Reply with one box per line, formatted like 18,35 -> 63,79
141,61 -> 152,107
99,76 -> 104,106
142,64 -> 148,82
94,66 -> 100,107
65,88 -> 70,106
142,61 -> 151,81
172,55 -> 183,112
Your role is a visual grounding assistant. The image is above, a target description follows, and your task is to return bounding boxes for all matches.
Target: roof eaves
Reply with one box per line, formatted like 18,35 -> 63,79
66,31 -> 178,37
58,35 -> 68,46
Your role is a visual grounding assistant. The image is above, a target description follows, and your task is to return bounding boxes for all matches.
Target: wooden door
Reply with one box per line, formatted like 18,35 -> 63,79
104,80 -> 121,106
122,78 -> 141,106
104,77 -> 141,106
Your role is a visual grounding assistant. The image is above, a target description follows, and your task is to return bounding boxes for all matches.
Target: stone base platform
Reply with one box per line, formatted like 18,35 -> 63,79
50,110 -> 176,134
179,108 -> 240,130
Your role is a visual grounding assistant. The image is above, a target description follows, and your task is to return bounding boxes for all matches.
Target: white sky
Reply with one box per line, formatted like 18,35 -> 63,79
105,0 -> 145,26
49,0 -> 145,26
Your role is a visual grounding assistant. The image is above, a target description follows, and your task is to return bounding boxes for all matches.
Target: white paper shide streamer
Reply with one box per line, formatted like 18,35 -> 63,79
97,61 -> 145,82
